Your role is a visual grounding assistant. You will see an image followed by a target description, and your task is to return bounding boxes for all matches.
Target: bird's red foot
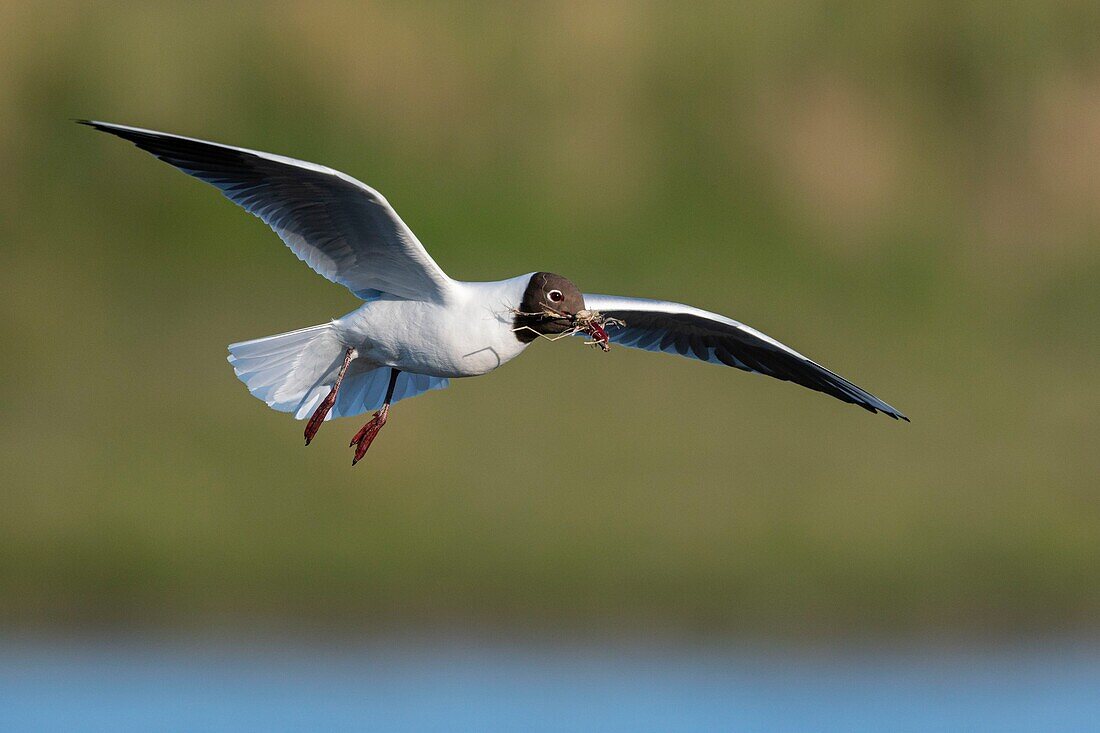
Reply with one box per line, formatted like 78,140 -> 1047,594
304,388 -> 338,446
304,348 -> 354,446
350,405 -> 390,465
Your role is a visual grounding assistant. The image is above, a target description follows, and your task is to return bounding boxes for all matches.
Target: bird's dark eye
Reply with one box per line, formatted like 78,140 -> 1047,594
548,289 -> 564,303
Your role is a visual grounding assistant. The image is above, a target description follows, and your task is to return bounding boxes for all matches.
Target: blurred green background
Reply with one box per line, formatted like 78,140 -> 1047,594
1,1 -> 1098,637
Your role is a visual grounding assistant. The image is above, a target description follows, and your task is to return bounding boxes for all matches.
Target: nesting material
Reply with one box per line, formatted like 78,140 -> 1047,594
510,306 -> 625,351
573,309 -> 625,352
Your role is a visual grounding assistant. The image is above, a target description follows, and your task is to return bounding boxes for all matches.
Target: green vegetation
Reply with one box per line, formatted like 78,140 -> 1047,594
2,2 -> 1098,635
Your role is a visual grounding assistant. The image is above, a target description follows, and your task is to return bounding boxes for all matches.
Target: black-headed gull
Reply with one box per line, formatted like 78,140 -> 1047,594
82,121 -> 907,463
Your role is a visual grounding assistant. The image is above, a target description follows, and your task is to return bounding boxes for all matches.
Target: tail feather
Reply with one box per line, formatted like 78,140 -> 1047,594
227,323 -> 450,420
228,323 -> 346,414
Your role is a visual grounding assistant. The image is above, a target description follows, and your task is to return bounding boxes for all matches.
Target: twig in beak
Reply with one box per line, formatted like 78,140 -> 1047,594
572,309 -> 625,352
509,307 -> 624,351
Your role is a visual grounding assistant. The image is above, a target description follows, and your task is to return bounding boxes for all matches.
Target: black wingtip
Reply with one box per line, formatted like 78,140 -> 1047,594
76,119 -> 122,133
75,119 -> 115,134
881,407 -> 910,422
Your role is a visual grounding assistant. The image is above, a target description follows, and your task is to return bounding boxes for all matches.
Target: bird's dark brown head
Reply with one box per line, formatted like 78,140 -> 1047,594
513,272 -> 586,343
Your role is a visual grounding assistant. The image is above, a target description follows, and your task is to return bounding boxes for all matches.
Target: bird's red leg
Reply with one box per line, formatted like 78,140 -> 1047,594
350,368 -> 400,465
304,347 -> 355,446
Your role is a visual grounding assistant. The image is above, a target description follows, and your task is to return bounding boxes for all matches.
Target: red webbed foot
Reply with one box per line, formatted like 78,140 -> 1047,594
350,404 -> 390,465
304,348 -> 355,446
304,389 -> 337,446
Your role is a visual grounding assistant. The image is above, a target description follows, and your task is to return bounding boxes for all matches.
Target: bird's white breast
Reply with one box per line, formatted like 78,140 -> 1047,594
335,275 -> 534,378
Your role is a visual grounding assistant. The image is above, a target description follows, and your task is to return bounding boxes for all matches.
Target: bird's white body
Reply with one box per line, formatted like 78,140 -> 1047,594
337,276 -> 533,378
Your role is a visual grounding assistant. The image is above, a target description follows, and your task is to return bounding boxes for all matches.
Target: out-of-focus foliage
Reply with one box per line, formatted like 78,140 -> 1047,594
1,1 -> 1098,635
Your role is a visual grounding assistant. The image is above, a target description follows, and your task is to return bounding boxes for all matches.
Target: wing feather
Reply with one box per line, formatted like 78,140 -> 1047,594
583,294 -> 908,420
81,120 -> 454,302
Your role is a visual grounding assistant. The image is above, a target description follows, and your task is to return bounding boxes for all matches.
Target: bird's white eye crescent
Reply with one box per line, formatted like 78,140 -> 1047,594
547,289 -> 564,303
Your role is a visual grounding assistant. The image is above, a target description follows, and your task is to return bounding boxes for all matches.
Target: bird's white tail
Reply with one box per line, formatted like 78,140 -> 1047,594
227,323 -> 348,418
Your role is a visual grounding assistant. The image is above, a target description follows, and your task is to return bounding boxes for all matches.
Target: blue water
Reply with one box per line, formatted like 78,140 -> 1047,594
1,637 -> 1098,731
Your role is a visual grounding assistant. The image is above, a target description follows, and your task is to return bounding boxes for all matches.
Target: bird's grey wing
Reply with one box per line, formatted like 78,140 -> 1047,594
81,120 -> 454,302
582,294 -> 908,420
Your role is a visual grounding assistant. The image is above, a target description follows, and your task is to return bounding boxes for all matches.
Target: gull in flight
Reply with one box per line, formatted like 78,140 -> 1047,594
82,121 -> 908,464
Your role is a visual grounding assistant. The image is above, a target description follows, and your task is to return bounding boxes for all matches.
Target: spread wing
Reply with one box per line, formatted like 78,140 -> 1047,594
582,294 -> 908,420
81,120 -> 455,302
